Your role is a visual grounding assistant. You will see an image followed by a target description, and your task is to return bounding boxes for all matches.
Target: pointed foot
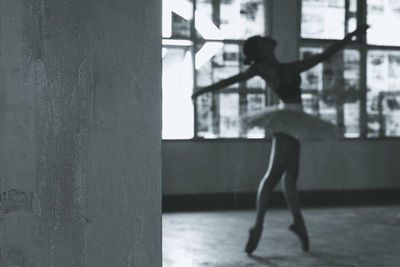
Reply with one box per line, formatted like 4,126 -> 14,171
245,225 -> 263,255
289,224 -> 309,252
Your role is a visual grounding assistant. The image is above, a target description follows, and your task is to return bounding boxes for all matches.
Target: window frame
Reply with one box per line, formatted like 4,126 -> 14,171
162,0 -> 269,139
299,0 -> 400,139
162,0 -> 400,140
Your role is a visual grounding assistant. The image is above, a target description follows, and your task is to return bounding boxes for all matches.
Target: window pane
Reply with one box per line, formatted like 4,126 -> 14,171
162,0 -> 265,139
367,50 -> 400,137
244,94 -> 266,138
162,47 -> 194,139
196,93 -> 216,138
380,93 -> 400,136
246,76 -> 266,89
196,0 -> 265,40
301,93 -> 320,115
196,44 -> 241,138
300,47 -> 361,137
162,0 -> 193,38
196,44 -> 240,87
213,44 -> 241,83
219,94 -> 240,137
195,0 -> 223,40
196,93 -> 242,138
301,0 -> 346,39
367,0 -> 400,46
220,0 -> 265,39
300,47 -> 324,92
195,43 -> 266,138
343,50 -> 361,137
197,92 -> 267,138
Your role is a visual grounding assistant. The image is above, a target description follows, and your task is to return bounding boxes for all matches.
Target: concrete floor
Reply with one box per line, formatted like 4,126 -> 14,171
163,205 -> 400,266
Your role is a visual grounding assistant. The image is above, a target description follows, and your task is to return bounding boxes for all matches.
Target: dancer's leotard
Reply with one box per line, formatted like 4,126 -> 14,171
253,62 -> 302,104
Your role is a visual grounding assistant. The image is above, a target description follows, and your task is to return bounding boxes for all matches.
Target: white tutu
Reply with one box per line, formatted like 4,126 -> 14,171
241,103 -> 343,140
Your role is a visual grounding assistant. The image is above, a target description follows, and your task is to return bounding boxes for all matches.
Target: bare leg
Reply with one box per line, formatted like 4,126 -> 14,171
254,136 -> 290,226
245,133 -> 293,255
282,138 -> 302,224
282,138 -> 309,251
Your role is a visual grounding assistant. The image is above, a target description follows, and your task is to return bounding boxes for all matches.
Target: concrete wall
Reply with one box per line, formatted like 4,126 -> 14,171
269,0 -> 300,62
0,0 -> 161,266
163,139 -> 400,195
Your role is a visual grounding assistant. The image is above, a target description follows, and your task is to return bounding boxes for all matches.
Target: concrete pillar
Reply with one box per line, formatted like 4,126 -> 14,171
0,0 -> 161,266
270,0 -> 301,62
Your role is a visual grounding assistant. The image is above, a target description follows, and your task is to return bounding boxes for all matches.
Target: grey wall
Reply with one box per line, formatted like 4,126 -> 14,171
0,0 -> 161,266
269,0 -> 300,61
163,140 -> 400,195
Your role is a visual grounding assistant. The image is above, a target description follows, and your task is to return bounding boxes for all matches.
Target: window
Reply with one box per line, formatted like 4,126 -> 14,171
299,47 -> 361,137
162,0 -> 400,139
162,0 -> 266,139
300,0 -> 400,138
367,50 -> 400,136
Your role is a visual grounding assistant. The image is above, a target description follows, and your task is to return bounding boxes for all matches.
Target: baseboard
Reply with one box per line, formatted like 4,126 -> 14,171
162,189 -> 400,212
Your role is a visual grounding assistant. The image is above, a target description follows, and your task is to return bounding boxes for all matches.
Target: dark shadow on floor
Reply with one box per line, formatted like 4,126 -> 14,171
249,254 -> 291,267
306,250 -> 360,267
248,250 -> 359,267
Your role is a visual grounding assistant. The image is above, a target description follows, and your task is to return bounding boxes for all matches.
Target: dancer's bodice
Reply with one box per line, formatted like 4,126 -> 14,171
254,62 -> 302,104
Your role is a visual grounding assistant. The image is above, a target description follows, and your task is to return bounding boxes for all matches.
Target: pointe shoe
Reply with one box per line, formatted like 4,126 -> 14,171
244,225 -> 262,255
289,223 -> 309,252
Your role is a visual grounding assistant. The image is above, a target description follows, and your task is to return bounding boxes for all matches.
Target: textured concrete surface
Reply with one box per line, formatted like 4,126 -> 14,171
163,205 -> 400,266
0,0 -> 161,266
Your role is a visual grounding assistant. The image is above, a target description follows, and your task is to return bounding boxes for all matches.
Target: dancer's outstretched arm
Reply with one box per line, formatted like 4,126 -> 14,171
192,67 -> 257,99
289,24 -> 369,73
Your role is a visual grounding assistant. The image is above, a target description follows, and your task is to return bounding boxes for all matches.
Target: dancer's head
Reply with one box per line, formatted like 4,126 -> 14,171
243,36 -> 277,65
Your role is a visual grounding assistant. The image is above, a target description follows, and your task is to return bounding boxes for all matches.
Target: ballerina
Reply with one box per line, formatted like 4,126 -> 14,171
192,25 -> 369,255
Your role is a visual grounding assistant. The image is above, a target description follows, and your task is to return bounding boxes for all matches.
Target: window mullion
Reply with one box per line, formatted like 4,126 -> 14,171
357,0 -> 368,138
345,0 -> 350,35
265,0 -> 273,108
192,0 -> 198,138
211,0 -> 221,137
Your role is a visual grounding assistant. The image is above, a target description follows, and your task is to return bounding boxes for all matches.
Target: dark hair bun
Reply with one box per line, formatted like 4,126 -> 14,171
243,35 -> 276,65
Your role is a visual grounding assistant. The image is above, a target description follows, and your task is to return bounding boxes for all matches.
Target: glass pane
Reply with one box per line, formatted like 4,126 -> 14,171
367,0 -> 400,46
300,47 -> 361,137
196,0 -> 213,20
162,0 -> 193,38
246,76 -> 266,89
195,44 -> 241,139
301,0 -> 346,39
214,44 -> 241,82
380,93 -> 400,136
367,50 -> 400,137
196,93 -> 216,138
196,44 -> 240,87
196,0 -> 264,40
195,42 -> 267,138
244,94 -> 266,138
300,47 -> 324,92
219,94 -> 240,137
195,0 -> 223,40
343,50 -> 361,137
220,0 -> 265,39
162,47 -> 194,139
301,93 -> 320,115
